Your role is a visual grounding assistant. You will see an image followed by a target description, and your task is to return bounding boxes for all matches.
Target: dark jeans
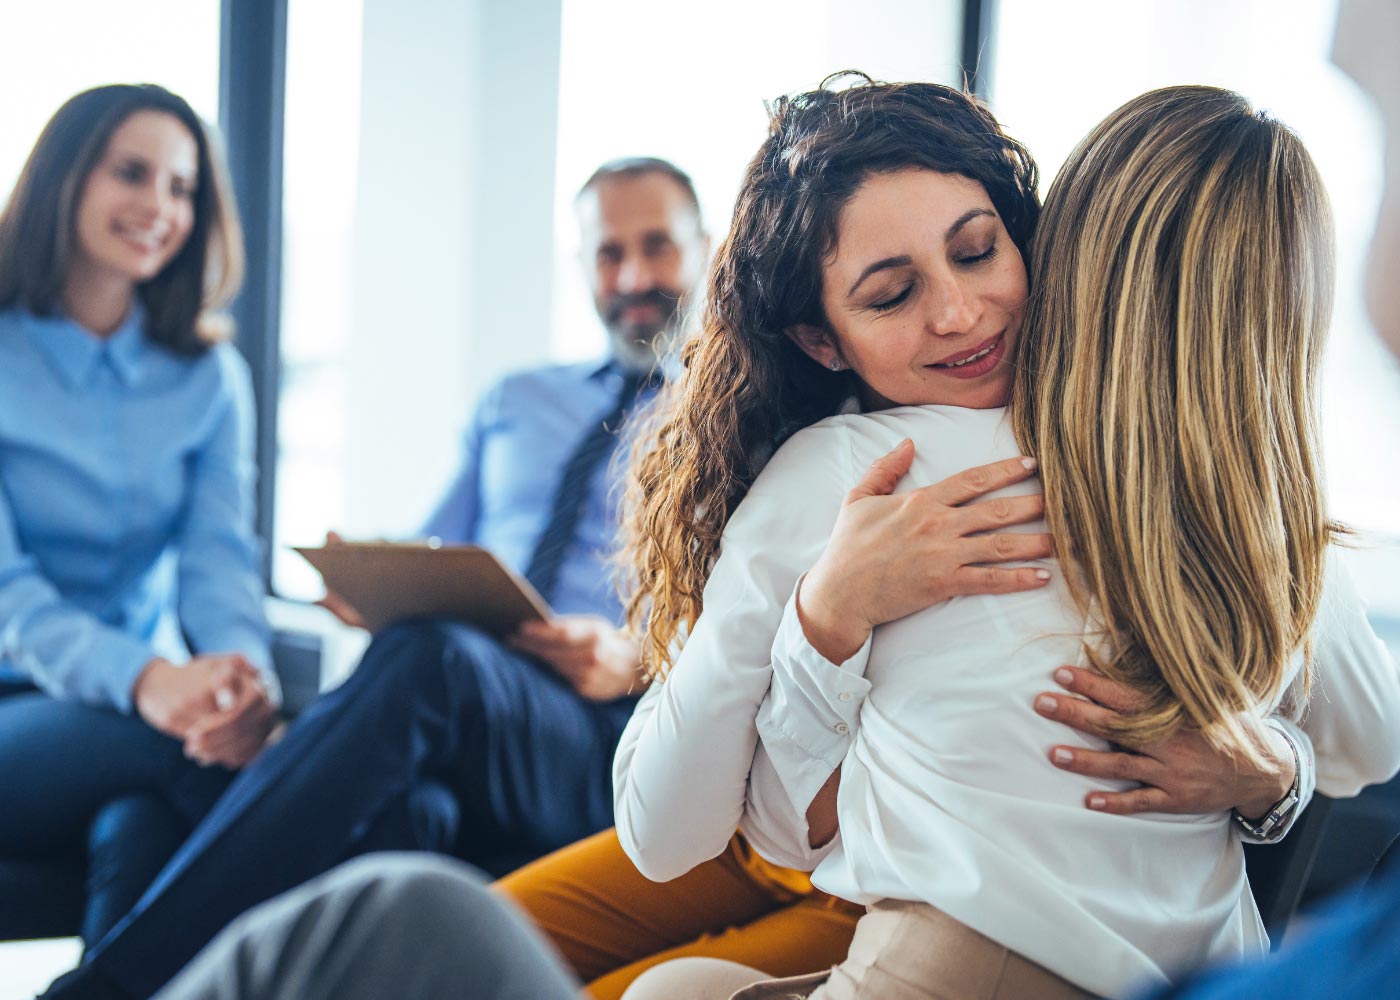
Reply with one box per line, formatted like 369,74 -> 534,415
75,620 -> 638,999
0,682 -> 233,947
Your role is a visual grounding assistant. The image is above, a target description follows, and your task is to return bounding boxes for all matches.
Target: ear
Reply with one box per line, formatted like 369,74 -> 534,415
785,323 -> 841,370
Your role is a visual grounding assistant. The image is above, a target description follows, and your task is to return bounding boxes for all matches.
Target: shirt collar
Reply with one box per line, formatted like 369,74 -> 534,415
25,303 -> 150,390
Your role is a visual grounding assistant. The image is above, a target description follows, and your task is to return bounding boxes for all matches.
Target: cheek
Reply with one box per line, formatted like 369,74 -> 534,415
74,180 -> 111,236
172,204 -> 197,243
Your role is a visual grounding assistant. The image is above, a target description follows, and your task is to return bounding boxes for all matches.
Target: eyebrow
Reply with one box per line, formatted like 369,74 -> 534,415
845,207 -> 998,297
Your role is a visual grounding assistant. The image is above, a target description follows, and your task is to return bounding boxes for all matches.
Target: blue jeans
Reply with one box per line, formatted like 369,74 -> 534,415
0,683 -> 233,948
76,620 -> 638,999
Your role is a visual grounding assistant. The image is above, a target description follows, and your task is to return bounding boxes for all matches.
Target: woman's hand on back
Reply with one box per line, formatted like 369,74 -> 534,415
797,438 -> 1054,664
1036,665 -> 1296,818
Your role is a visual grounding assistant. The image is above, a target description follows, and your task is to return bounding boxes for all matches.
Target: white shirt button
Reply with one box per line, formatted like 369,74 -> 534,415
835,722 -> 850,735
838,691 -> 853,702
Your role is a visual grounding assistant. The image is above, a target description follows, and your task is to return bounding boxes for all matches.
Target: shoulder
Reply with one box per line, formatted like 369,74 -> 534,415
165,341 -> 254,401
471,359 -> 602,421
491,358 -> 601,397
723,416 -> 861,547
0,308 -> 29,360
756,413 -> 861,496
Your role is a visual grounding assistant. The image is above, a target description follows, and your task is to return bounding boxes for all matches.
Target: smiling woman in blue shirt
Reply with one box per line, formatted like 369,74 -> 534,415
0,84 -> 279,948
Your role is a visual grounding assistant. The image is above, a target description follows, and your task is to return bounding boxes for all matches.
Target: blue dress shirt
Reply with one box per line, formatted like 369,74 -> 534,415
422,358 -> 657,623
0,305 -> 272,713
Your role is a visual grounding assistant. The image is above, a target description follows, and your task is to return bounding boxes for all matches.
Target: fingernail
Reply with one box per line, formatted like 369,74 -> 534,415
1088,796 -> 1106,810
1052,748 -> 1073,764
1035,694 -> 1057,713
1035,569 -> 1052,581
1020,457 -> 1037,470
1054,667 -> 1074,686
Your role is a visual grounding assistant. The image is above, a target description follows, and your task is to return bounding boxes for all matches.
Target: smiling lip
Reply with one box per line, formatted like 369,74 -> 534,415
114,225 -> 165,255
926,333 -> 1005,380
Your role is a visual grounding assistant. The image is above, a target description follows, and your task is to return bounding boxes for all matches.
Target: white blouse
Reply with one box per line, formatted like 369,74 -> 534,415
613,405 -> 1400,999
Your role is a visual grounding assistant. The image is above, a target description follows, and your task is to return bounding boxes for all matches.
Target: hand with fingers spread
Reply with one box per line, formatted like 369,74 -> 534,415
1034,665 -> 1296,819
509,614 -> 645,702
797,438 -> 1054,664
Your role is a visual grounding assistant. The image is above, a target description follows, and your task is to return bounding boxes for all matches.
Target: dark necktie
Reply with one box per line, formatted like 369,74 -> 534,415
523,370 -> 652,604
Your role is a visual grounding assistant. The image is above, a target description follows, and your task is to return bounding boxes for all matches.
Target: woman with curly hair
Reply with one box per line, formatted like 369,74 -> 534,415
613,78 -> 1400,999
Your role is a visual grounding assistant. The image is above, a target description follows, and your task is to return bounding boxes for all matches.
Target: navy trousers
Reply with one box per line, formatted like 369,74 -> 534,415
77,620 -> 638,999
0,682 -> 233,947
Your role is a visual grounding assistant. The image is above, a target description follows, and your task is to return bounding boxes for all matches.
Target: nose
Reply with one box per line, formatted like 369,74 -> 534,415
924,271 -> 980,337
616,252 -> 657,295
134,178 -> 176,223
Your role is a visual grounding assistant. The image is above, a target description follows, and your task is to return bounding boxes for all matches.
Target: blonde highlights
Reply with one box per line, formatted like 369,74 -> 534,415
1012,86 -> 1337,763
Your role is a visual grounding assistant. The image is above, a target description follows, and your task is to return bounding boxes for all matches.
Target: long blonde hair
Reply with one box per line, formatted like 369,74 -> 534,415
1011,85 -> 1337,763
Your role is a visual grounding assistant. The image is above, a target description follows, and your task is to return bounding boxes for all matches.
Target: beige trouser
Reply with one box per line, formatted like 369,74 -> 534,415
621,900 -> 1098,1000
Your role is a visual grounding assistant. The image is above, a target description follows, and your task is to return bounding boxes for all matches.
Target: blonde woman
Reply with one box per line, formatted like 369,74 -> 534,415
613,81 -> 1400,999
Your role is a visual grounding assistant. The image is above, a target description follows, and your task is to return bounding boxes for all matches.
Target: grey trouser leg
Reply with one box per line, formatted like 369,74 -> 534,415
153,853 -> 580,1000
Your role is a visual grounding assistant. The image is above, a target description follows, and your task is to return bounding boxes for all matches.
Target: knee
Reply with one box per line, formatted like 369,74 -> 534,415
327,852 -> 497,928
621,958 -> 769,1000
358,620 -> 499,694
85,794 -> 187,945
88,795 -> 186,869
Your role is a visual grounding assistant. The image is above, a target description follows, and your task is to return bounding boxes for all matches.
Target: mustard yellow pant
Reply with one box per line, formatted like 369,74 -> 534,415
497,829 -> 862,1000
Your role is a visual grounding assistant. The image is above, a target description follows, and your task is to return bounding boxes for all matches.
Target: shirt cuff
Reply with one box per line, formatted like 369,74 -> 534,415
756,582 -> 874,817
102,637 -> 162,715
1235,717 -> 1316,844
190,626 -> 280,709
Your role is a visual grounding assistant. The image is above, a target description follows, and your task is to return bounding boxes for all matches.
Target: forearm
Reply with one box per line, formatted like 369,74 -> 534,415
613,670 -> 766,881
1,573 -> 157,710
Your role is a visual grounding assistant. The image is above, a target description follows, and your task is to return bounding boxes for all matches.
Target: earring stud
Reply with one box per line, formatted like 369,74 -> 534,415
829,358 -> 843,372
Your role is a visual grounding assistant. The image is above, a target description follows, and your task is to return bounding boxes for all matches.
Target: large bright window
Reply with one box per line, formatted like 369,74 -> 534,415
549,0 -> 964,360
0,1 -> 220,195
272,0 -> 366,599
990,0 -> 1400,612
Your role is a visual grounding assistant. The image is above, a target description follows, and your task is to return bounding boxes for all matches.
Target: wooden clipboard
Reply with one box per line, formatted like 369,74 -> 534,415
294,542 -> 552,636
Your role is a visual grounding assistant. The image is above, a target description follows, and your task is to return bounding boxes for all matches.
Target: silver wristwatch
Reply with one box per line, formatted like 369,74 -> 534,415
1232,729 -> 1303,841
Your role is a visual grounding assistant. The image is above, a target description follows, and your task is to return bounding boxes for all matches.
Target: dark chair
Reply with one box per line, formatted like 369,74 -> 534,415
1299,775 -> 1400,908
0,857 -> 85,942
0,629 -> 326,943
1243,796 -> 1335,944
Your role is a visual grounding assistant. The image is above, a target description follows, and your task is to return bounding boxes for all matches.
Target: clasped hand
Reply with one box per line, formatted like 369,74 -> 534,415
133,654 -> 278,770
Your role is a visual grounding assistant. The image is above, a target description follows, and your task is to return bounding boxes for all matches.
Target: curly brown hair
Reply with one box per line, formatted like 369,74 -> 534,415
620,73 -> 1040,677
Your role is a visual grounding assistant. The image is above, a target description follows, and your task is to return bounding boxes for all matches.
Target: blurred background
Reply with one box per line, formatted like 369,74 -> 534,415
0,0 -> 1394,618
0,0 -> 1396,992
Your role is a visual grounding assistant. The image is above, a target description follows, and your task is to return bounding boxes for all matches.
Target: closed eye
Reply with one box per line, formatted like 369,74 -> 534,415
957,244 -> 999,266
870,286 -> 913,313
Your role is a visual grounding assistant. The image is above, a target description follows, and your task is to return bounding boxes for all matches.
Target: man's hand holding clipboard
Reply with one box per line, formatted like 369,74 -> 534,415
297,534 -> 643,701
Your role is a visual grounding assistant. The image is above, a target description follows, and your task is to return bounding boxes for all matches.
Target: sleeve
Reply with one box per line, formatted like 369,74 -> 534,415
1233,718 -> 1316,844
420,383 -> 499,544
176,347 -> 277,702
1299,547 -> 1400,798
0,485 -> 157,711
741,582 -> 873,869
612,423 -> 851,882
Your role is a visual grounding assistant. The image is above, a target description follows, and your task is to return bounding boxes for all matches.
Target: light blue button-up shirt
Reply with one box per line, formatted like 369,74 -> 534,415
0,305 -> 272,712
422,358 -> 658,624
